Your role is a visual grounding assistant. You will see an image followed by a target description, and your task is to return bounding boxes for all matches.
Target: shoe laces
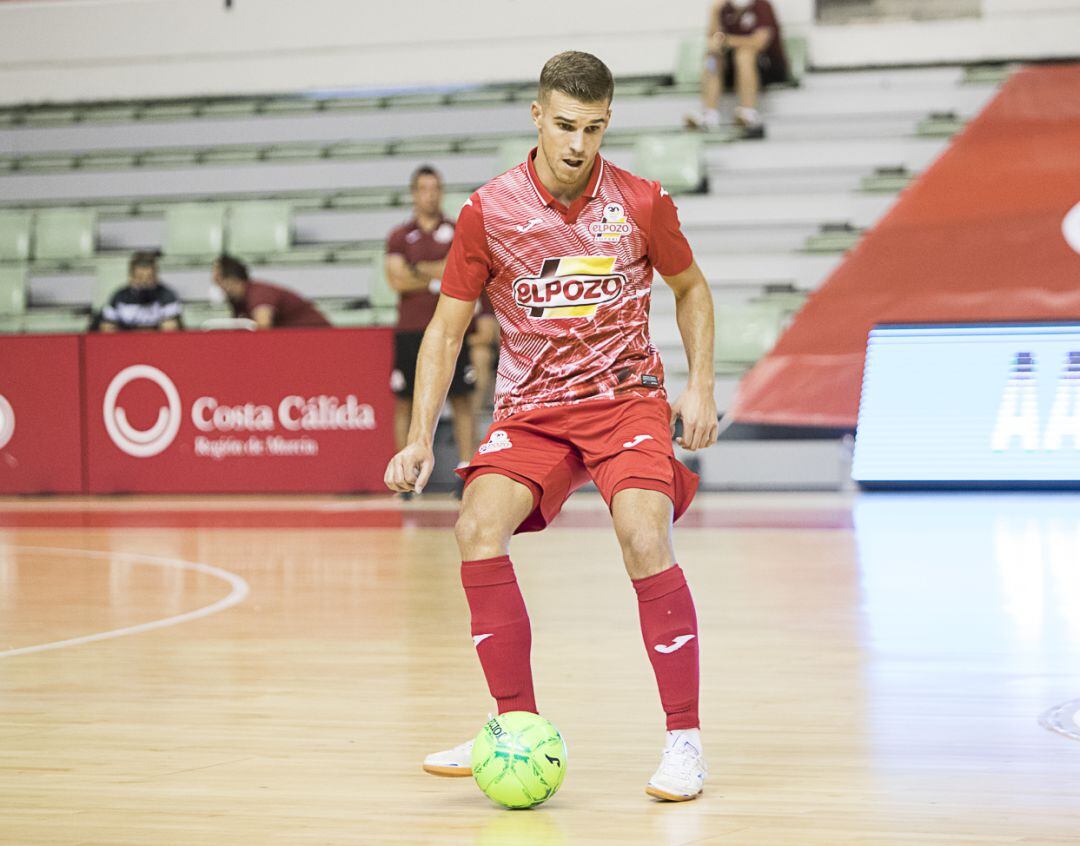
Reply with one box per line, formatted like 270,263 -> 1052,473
660,740 -> 704,781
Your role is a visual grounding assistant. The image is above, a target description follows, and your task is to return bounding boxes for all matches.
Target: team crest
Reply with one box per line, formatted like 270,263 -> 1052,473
589,202 -> 632,243
513,256 -> 626,320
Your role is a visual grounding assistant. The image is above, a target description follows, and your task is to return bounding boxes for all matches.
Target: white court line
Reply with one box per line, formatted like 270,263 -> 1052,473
0,546 -> 250,659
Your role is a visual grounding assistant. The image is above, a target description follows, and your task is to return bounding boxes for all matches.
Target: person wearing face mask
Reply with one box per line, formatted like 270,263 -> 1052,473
98,251 -> 183,332
686,0 -> 790,138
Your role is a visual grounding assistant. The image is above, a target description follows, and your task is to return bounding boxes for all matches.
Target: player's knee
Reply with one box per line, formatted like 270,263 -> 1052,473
619,526 -> 673,576
454,509 -> 508,556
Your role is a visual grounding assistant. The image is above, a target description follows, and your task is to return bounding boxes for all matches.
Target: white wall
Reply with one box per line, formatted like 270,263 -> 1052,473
0,0 -> 1075,106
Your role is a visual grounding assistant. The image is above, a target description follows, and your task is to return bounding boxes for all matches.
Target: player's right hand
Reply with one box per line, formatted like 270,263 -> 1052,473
384,443 -> 435,495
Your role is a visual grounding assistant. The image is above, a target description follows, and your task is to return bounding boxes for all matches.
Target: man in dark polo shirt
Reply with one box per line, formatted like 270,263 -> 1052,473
212,254 -> 331,329
385,165 -> 476,495
99,251 -> 183,332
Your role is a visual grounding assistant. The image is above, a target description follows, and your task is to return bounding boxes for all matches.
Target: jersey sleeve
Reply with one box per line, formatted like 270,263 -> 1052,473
440,194 -> 491,302
647,183 -> 694,277
385,225 -> 408,258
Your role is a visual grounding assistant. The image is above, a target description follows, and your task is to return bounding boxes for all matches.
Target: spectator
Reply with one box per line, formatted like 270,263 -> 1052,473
385,165 -> 476,496
212,254 -> 331,329
98,251 -> 182,332
686,0 -> 790,138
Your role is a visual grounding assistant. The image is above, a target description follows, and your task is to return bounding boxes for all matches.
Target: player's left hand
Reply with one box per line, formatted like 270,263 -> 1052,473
670,387 -> 719,451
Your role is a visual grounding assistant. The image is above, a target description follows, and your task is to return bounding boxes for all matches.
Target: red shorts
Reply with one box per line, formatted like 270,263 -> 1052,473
455,395 -> 699,534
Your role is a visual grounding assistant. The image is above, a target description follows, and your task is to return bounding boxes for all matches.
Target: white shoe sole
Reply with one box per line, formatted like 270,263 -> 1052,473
646,784 -> 703,802
422,762 -> 473,777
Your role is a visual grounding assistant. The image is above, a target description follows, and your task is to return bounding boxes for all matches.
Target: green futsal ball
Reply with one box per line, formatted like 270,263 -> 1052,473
471,712 -> 567,809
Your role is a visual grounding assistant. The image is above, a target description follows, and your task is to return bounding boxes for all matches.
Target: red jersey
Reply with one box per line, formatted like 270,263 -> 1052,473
385,216 -> 456,332
232,279 -> 331,328
441,150 -> 693,421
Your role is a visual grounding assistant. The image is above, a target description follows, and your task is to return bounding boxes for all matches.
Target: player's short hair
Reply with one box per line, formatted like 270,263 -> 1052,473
538,51 -> 614,105
215,253 -> 249,281
128,250 -> 158,273
410,164 -> 442,189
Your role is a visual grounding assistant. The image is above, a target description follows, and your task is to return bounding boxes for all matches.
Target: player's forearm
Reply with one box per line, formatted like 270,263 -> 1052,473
407,322 -> 464,446
674,280 -> 716,391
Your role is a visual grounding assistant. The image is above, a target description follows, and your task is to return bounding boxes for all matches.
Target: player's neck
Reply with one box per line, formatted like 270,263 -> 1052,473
533,150 -> 594,207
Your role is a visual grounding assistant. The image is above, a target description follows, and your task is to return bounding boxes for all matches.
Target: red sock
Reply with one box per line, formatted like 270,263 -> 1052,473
633,564 -> 700,730
461,556 -> 537,715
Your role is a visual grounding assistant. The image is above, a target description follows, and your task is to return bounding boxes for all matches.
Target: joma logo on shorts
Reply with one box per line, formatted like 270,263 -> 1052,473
513,256 -> 626,320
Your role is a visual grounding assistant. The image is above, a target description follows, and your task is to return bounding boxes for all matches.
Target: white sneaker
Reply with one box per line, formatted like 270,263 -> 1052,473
646,730 -> 707,801
684,108 -> 721,131
422,738 -> 474,777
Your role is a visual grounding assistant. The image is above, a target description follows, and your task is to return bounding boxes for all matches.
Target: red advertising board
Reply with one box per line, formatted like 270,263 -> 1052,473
83,328 -> 395,493
0,334 -> 84,494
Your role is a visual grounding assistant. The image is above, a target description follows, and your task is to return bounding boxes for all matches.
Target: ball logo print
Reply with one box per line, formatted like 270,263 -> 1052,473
103,365 -> 182,458
0,393 -> 14,450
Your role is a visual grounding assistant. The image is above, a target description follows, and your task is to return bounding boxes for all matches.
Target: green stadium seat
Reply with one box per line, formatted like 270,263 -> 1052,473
79,151 -> 140,170
392,137 -> 458,156
140,148 -> 200,167
441,192 -> 473,221
449,88 -> 514,106
714,300 -> 789,371
322,97 -> 384,112
181,301 -> 231,328
0,266 -> 28,316
326,141 -> 390,159
33,209 -> 97,261
141,102 -> 199,121
263,144 -> 327,162
784,35 -> 808,85
23,108 -> 80,126
384,92 -> 447,109
19,310 -> 89,334
83,104 -> 141,123
93,257 -> 129,311
674,34 -> 707,89
259,99 -> 322,116
497,138 -> 536,174
20,154 -> 79,173
201,146 -> 264,164
632,135 -> 705,194
201,100 -> 261,118
227,202 -> 292,256
164,204 -> 226,258
0,212 -> 33,262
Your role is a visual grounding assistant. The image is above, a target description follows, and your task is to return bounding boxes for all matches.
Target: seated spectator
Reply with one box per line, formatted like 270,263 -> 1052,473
99,251 -> 182,332
212,254 -> 331,329
686,0 -> 789,138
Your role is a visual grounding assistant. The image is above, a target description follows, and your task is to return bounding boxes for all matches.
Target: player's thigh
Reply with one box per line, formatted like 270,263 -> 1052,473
455,472 -> 536,550
610,488 -> 675,577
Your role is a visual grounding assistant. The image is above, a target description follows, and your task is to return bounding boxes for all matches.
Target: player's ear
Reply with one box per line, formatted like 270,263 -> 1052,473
530,100 -> 542,130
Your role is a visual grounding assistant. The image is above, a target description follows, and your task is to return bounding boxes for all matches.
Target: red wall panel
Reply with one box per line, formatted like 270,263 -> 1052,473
0,334 -> 84,494
83,328 -> 395,493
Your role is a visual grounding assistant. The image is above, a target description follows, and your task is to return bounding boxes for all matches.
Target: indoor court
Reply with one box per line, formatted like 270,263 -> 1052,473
3,491 -> 1078,844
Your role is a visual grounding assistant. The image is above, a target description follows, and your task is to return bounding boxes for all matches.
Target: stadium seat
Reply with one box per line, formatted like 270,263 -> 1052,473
93,257 -> 129,311
674,34 -> 707,89
226,202 -> 292,256
497,138 -> 535,174
714,300 -> 790,371
0,265 -> 28,316
0,212 -> 33,262
442,192 -> 473,221
632,135 -> 706,194
164,204 -> 226,258
33,209 -> 97,261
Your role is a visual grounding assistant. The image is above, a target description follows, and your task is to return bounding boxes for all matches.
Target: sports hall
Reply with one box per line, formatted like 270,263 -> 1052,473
2,1 -> 1079,843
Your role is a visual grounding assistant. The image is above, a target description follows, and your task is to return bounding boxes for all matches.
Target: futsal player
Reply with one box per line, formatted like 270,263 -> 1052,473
384,51 -> 718,801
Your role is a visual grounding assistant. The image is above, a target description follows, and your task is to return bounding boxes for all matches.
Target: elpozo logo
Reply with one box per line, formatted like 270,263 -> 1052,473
103,365 -> 182,458
0,393 -> 15,450
590,202 -> 632,243
513,256 -> 626,320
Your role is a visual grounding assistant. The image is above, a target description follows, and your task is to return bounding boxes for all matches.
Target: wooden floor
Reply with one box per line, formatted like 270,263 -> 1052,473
1,491 -> 1078,845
